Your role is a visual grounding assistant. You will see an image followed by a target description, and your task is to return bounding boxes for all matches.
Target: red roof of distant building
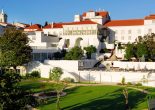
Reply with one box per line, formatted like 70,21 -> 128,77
25,24 -> 41,30
104,19 -> 144,27
36,28 -> 43,31
145,14 -> 155,20
44,20 -> 97,29
82,11 -> 109,18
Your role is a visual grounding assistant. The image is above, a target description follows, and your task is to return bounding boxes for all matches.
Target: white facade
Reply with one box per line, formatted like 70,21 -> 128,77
26,60 -> 155,87
23,10 -> 155,60
0,9 -> 7,23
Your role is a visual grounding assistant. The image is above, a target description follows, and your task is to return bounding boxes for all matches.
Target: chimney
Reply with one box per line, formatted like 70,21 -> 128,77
51,22 -> 54,28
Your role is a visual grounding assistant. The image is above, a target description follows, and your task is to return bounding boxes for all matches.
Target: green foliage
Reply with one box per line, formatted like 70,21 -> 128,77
49,67 -> 63,82
84,45 -> 96,59
63,77 -> 75,83
136,42 -> 148,58
127,82 -> 133,86
26,71 -> 41,78
125,33 -> 155,60
65,46 -> 83,60
121,77 -> 125,85
117,42 -> 124,49
53,49 -> 67,60
125,43 -> 134,60
0,28 -> 32,69
135,83 -> 142,87
0,71 -> 35,109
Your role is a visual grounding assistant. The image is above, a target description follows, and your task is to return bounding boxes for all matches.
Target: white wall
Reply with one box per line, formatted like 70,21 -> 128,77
26,60 -> 155,87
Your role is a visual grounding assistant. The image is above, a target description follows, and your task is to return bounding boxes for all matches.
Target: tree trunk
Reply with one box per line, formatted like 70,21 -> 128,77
56,90 -> 61,110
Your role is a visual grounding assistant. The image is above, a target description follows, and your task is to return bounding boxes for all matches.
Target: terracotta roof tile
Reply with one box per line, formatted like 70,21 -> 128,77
104,19 -> 144,27
44,20 -> 97,29
82,11 -> 108,17
145,14 -> 155,20
25,24 -> 41,30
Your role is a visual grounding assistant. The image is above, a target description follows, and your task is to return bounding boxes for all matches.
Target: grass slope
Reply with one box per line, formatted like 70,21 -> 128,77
39,86 -> 147,110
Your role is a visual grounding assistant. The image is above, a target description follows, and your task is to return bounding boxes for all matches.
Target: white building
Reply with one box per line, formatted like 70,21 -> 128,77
0,9 -> 7,23
105,14 -> 155,58
24,10 -> 155,60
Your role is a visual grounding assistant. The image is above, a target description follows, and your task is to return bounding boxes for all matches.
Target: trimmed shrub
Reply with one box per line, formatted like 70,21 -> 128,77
31,71 -> 40,78
135,83 -> 142,87
127,82 -> 132,86
63,77 -> 75,83
26,71 -> 40,78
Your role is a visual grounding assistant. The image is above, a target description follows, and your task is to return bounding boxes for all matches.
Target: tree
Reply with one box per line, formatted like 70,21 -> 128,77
123,89 -> 130,110
44,21 -> 48,27
50,67 -> 66,110
0,28 -> 32,71
84,45 -> 96,59
0,28 -> 34,109
65,46 -> 83,60
0,71 -> 36,110
124,43 -> 134,60
136,42 -> 148,59
143,33 -> 155,59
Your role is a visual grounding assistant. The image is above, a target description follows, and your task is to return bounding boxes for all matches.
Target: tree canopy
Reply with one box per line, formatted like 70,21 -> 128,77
84,45 -> 96,59
65,46 -> 83,60
125,33 -> 155,61
0,28 -> 32,70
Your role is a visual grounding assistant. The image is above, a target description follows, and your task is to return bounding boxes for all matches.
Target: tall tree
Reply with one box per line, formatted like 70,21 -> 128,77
124,43 -> 134,60
0,28 -> 32,71
136,42 -> 148,59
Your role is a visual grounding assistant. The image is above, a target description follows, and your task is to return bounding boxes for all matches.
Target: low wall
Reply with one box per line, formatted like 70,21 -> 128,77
26,60 -> 155,87
103,61 -> 155,70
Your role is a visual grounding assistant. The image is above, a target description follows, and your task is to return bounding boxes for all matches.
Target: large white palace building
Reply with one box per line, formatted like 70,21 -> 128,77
23,10 -> 155,61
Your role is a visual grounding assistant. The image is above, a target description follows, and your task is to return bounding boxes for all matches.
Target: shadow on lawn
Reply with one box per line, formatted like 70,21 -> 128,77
63,89 -> 147,110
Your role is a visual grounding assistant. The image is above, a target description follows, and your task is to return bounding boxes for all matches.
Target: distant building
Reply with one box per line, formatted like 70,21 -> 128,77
0,9 -> 7,23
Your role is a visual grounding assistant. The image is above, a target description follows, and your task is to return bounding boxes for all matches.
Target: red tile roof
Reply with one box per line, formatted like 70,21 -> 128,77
82,11 -> 109,18
104,19 -> 144,27
145,14 -> 155,20
25,24 -> 41,30
44,20 -> 97,29
36,29 -> 43,31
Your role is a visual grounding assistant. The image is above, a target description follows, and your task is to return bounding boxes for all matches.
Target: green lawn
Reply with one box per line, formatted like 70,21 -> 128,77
20,79 -> 154,110
19,78 -> 54,93
39,86 -> 148,110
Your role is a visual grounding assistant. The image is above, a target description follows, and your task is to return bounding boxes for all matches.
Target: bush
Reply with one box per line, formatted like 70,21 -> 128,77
135,82 -> 142,87
63,77 -> 75,83
26,71 -> 40,78
127,82 -> 133,86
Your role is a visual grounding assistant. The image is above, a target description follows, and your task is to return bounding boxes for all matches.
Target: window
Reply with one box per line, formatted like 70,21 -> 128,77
128,30 -> 131,34
121,36 -> 124,40
128,36 -> 131,40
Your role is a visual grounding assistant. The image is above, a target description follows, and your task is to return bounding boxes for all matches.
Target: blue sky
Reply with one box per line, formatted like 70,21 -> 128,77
0,0 -> 155,25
